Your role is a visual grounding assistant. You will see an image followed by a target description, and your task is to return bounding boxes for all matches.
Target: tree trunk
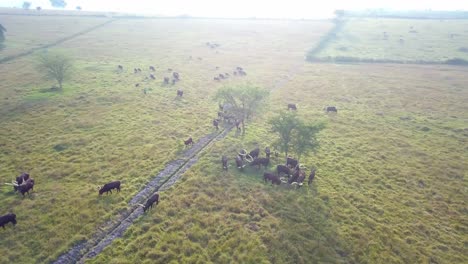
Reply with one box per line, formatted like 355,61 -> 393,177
58,80 -> 63,90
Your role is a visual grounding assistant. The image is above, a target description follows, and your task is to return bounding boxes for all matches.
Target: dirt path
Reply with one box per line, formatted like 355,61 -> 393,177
53,125 -> 233,264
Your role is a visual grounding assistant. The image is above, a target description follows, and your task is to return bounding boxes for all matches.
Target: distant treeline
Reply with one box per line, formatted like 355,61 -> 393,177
309,56 -> 468,66
339,9 -> 468,19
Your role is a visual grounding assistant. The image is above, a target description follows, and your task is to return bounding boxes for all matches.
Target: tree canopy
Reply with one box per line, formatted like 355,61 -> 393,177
50,0 -> 66,8
214,85 -> 269,132
37,51 -> 73,90
22,2 -> 31,10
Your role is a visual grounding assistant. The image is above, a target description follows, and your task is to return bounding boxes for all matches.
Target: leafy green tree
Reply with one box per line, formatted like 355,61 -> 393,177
37,51 -> 73,90
269,111 -> 301,157
292,121 -> 325,160
50,0 -> 67,8
22,2 -> 31,10
215,85 -> 269,132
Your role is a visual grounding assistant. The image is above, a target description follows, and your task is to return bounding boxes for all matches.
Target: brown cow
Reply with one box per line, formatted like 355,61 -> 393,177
287,103 -> 297,110
308,169 -> 316,185
184,137 -> 193,147
264,172 -> 281,185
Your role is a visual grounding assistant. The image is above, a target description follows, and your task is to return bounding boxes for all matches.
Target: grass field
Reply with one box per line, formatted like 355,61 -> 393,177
0,13 -> 467,264
313,18 -> 468,62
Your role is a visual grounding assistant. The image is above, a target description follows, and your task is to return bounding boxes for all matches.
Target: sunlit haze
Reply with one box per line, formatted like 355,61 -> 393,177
1,0 -> 468,18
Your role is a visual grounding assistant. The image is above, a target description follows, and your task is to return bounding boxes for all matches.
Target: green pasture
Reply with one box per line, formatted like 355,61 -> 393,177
0,13 -> 466,264
314,18 -> 468,62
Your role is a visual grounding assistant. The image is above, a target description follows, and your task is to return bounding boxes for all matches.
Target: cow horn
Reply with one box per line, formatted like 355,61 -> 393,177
137,204 -> 145,208
97,186 -> 101,190
238,149 -> 247,156
245,154 -> 254,163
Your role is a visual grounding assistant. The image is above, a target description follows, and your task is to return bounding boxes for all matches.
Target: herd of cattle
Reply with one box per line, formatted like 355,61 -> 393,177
214,66 -> 247,81
1,177 -> 160,230
221,147 -> 316,188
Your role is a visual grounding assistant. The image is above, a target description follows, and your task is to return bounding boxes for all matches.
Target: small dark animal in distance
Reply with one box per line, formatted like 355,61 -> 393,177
326,106 -> 337,113
264,172 -> 281,185
222,155 -> 228,171
139,193 -> 159,213
184,137 -> 193,147
177,89 -> 183,97
288,103 -> 297,110
98,181 -> 121,195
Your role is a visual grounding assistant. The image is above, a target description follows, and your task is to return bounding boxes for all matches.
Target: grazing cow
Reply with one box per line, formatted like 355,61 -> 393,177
308,169 -> 316,185
288,168 -> 300,184
286,157 -> 298,169
249,147 -> 260,159
238,70 -> 247,76
277,165 -> 291,177
265,147 -> 271,158
264,172 -> 281,185
177,89 -> 183,97
222,156 -> 228,171
184,137 -> 193,147
219,74 -> 225,79
134,68 -> 138,74
117,65 -> 123,70
250,157 -> 269,169
150,74 -> 155,80
173,72 -> 180,80
15,172 -> 29,186
214,77 -> 220,81
163,77 -> 170,84
235,155 -> 244,170
137,68 -> 142,72
326,106 -> 337,113
135,83 -> 140,87
98,181 -> 121,195
141,193 -> 159,213
296,171 -> 306,186
0,213 -> 17,229
149,66 -> 155,71
213,119 -> 219,130
288,103 -> 297,110
236,66 -> 243,71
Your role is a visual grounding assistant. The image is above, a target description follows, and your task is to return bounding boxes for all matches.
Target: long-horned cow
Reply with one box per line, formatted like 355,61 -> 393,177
139,193 -> 159,213
98,181 -> 121,195
184,137 -> 194,147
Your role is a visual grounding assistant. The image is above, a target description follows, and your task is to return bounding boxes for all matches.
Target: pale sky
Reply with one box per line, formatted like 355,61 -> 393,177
1,0 -> 467,18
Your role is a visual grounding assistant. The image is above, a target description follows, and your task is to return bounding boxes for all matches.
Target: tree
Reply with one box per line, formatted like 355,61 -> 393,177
269,111 -> 301,157
76,6 -> 82,11
214,85 -> 269,133
22,2 -> 31,10
50,0 -> 67,8
270,111 -> 325,159
37,51 -> 73,90
36,6 -> 42,11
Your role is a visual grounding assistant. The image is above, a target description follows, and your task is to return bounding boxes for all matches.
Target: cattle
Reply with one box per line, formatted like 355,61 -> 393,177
296,171 -> 306,186
214,77 -> 220,81
277,165 -> 291,177
265,147 -> 271,158
249,148 -> 260,159
177,89 -> 183,97
117,65 -> 123,70
168,68 -> 173,72
149,66 -> 155,71
250,157 -> 269,169
139,193 -> 159,213
15,172 -> 29,187
173,72 -> 180,80
235,155 -> 244,170
150,74 -> 155,80
137,68 -> 142,72
238,70 -> 247,76
163,77 -> 170,84
235,119 -> 241,131
98,181 -> 121,195
236,66 -> 243,71
326,106 -> 337,113
17,178 -> 35,196
233,71 -> 238,76
213,119 -> 219,130
287,103 -> 297,110
286,157 -> 298,169
134,68 -> 138,74
222,155 -> 228,171
219,74 -> 225,79
184,137 -> 193,147
135,83 -> 140,87
0,213 -> 16,229
308,169 -> 316,185
288,168 -> 300,184
264,172 -> 281,185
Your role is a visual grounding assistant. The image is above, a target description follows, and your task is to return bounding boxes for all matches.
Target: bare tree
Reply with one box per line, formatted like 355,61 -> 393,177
37,51 -> 73,90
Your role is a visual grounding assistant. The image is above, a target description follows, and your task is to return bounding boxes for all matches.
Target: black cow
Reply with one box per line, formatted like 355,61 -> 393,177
222,156 -> 228,171
149,66 -> 155,71
249,148 -> 260,159
135,83 -> 140,87
235,155 -> 244,170
117,65 -> 123,70
163,77 -> 170,84
308,169 -> 316,185
213,119 -> 219,130
14,172 -> 30,191
142,193 -> 159,213
17,178 -> 35,196
250,157 -> 269,169
286,157 -> 298,168
288,103 -> 297,110
150,74 -> 155,80
98,181 -> 121,195
184,137 -> 193,147
265,147 -> 271,158
296,171 -> 306,186
137,68 -> 142,72
264,172 -> 281,185
277,165 -> 291,177
288,168 -> 300,184
0,213 -> 17,229
134,68 -> 138,74
177,89 -> 183,97
326,106 -> 337,113
173,72 -> 180,80
214,77 -> 220,81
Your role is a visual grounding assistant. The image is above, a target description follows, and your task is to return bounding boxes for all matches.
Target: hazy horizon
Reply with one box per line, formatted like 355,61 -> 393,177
1,0 -> 468,19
